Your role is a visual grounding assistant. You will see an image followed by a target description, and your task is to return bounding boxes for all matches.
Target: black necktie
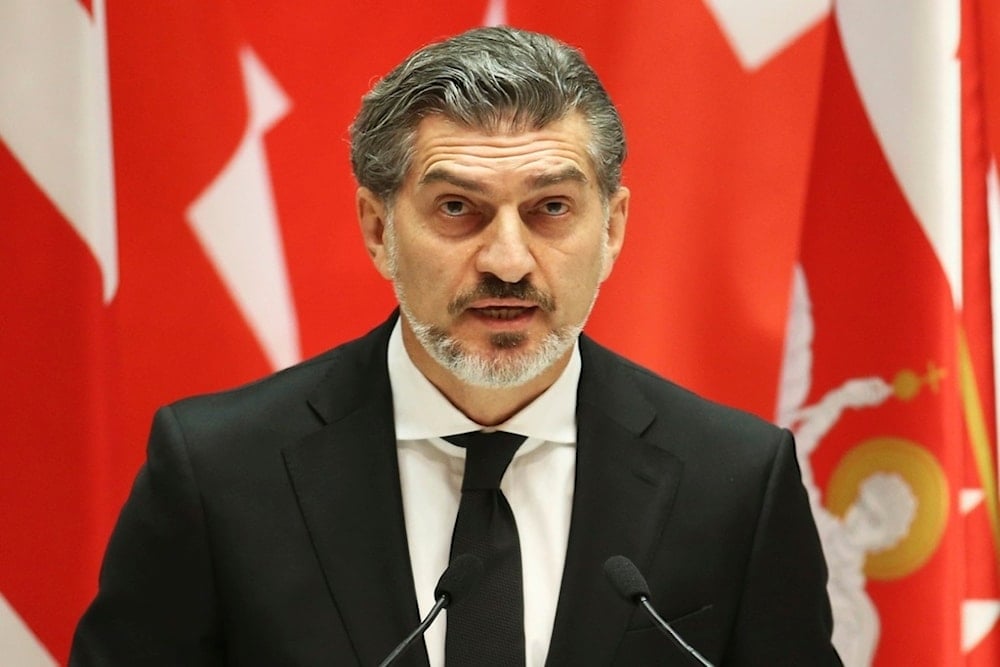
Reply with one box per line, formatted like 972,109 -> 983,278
443,431 -> 527,666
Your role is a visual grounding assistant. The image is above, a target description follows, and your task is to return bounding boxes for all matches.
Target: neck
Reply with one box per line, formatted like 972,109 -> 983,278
400,321 -> 571,426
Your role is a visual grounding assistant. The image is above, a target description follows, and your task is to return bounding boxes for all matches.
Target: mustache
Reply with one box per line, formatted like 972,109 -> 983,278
448,275 -> 556,314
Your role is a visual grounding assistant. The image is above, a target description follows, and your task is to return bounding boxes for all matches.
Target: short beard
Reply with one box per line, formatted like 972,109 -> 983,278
384,212 -> 603,389
403,305 -> 585,388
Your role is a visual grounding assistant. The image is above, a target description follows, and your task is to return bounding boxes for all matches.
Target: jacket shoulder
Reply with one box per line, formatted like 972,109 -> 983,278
579,334 -> 783,444
163,314 -> 395,448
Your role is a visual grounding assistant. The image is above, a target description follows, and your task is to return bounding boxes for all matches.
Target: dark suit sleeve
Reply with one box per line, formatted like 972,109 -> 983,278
726,430 -> 842,665
69,406 -> 225,666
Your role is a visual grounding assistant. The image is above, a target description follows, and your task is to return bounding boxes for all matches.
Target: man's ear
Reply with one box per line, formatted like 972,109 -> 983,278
357,187 -> 393,280
599,185 -> 629,282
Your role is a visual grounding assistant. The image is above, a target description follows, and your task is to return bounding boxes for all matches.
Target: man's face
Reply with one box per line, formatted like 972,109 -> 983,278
358,112 -> 628,388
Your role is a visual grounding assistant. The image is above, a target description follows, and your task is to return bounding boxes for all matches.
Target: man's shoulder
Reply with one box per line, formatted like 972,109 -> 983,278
579,335 -> 784,445
164,314 -> 395,438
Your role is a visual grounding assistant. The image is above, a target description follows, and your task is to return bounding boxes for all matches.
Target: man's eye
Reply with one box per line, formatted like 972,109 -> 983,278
540,200 -> 569,215
441,200 -> 469,216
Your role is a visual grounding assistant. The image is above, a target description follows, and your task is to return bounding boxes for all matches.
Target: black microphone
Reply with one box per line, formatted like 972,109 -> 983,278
603,555 -> 714,667
378,554 -> 484,667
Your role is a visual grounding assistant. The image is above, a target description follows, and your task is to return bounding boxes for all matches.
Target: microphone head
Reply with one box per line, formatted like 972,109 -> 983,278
434,554 -> 484,608
603,555 -> 651,603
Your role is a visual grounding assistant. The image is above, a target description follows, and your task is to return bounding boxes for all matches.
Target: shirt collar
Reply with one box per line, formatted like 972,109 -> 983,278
388,318 -> 580,443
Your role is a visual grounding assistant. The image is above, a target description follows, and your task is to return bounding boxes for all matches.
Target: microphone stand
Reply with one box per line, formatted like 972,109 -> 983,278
637,596 -> 714,667
377,595 -> 448,667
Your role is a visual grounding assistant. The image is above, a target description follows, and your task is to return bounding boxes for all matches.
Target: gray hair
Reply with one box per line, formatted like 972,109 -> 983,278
349,26 -> 626,204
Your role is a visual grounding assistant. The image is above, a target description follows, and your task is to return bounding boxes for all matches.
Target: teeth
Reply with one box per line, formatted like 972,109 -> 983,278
478,307 -> 527,320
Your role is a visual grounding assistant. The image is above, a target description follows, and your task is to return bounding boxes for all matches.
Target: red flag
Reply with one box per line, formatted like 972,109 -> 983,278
1,0 -> 115,661
959,0 -> 1000,662
777,3 -> 1000,664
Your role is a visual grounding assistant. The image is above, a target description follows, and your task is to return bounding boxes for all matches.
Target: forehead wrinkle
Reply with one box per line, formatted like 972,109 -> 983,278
418,164 -> 588,196
409,115 -> 597,196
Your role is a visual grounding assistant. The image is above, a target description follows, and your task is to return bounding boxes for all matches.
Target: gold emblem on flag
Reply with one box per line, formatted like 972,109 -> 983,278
826,437 -> 949,580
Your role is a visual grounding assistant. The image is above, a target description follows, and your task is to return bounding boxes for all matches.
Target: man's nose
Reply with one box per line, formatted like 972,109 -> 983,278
475,207 -> 536,284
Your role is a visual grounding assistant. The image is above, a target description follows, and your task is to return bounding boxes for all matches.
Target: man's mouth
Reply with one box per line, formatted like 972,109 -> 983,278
471,306 -> 535,320
448,276 -> 556,315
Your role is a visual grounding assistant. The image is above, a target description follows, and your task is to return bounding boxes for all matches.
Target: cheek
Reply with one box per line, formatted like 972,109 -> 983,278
567,236 -> 609,276
546,246 -> 605,301
394,242 -> 468,299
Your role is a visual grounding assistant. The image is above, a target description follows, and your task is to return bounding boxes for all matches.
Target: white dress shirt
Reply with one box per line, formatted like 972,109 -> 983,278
388,321 -> 579,667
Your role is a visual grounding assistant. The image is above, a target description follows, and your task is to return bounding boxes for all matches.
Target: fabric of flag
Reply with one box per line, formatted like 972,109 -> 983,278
773,2 -> 1000,665
1,1 -> 998,665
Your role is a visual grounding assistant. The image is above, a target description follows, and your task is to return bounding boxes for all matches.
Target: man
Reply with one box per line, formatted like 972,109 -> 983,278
71,26 -> 840,666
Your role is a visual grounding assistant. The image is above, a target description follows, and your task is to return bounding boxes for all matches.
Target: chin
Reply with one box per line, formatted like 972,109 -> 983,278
402,301 -> 583,388
438,330 -> 578,389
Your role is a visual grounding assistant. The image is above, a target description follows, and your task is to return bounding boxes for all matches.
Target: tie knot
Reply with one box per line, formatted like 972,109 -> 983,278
445,431 -> 526,490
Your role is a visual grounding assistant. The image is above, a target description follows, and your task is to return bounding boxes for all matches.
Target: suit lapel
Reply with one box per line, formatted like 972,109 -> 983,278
279,322 -> 682,666
546,338 -> 684,666
282,315 -> 428,667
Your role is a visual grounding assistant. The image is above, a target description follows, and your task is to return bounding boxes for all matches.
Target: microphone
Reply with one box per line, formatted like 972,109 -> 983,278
603,555 -> 714,667
378,554 -> 484,667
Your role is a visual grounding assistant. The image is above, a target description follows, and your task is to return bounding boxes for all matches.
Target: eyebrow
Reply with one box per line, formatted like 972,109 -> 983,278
419,169 -> 488,193
418,165 -> 589,193
527,166 -> 589,189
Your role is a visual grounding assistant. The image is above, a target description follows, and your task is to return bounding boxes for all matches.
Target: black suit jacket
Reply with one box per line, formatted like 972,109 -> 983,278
70,313 -> 840,665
